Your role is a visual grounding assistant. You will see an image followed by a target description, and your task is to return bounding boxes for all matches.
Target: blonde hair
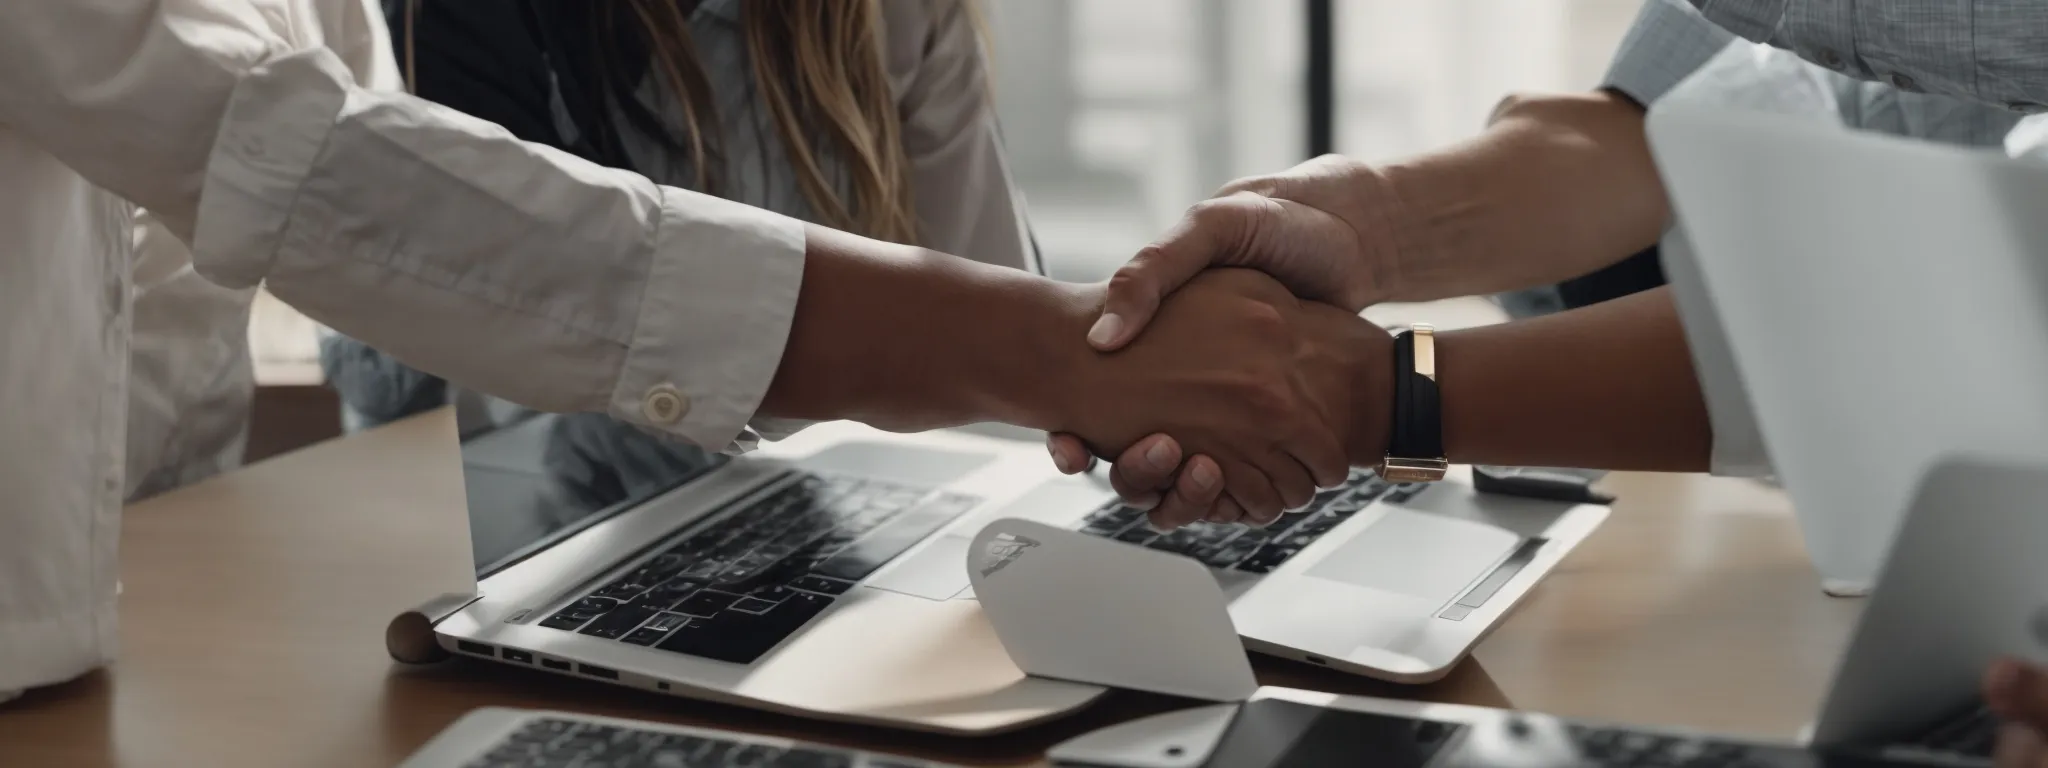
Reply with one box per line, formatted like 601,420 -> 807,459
405,1 -> 990,246
622,0 -> 920,245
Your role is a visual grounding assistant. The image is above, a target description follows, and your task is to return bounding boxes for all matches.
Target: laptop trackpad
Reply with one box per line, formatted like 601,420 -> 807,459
1305,510 -> 1522,605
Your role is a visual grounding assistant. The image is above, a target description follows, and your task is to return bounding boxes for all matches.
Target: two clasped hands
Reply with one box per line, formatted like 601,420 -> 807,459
1026,155 -> 1423,531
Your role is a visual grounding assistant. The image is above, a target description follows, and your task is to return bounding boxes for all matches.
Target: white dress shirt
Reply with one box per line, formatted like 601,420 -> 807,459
0,0 -> 1022,695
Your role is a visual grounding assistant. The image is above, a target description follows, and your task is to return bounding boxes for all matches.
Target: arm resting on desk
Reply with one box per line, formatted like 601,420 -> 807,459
1437,287 -> 1711,472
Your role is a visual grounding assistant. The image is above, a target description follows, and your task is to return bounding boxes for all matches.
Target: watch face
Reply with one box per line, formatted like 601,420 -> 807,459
1378,458 -> 1450,483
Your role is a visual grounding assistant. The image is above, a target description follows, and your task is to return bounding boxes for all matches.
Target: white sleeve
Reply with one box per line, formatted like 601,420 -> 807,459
0,3 -> 806,452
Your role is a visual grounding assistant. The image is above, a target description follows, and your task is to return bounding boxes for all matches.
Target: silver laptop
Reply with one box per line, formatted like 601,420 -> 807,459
421,371 -> 1605,731
1047,457 -> 2048,767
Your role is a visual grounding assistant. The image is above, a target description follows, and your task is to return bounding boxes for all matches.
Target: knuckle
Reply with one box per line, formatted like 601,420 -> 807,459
1186,196 -> 1243,223
1239,382 -> 1294,421
1214,175 -> 1274,198
1239,301 -> 1289,334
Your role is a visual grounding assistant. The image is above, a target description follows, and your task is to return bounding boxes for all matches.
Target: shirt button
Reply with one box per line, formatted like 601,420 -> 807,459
1815,48 -> 1845,70
642,385 -> 690,425
1887,72 -> 1919,92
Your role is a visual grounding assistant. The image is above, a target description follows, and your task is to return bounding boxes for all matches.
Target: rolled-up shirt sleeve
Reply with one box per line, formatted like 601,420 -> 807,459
1600,0 -> 1743,108
0,4 -> 805,453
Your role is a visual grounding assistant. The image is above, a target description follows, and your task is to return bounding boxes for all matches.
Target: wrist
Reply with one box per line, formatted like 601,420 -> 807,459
1372,154 -> 1485,305
1342,318 -> 1397,467
961,272 -> 1099,432
1338,161 -> 1424,308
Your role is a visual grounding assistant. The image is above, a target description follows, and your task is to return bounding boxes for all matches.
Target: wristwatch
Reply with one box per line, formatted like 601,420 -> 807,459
1377,323 -> 1450,482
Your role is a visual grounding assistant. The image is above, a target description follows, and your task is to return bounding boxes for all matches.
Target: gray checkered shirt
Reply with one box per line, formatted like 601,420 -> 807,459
1604,0 -> 2048,148
1598,0 -> 2048,477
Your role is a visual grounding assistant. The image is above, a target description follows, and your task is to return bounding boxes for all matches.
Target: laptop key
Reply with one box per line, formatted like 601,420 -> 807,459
539,611 -> 598,631
569,597 -> 620,614
749,585 -> 794,603
1234,544 -> 1300,574
675,589 -> 742,617
788,575 -> 854,595
592,581 -> 646,601
579,604 -> 657,639
729,597 -> 778,614
1201,536 -> 1262,569
621,627 -> 670,646
1114,527 -> 1158,545
1145,529 -> 1200,555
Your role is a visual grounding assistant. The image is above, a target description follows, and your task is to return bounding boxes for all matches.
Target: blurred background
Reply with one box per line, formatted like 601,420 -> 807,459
985,0 -> 1641,282
247,0 -> 1642,454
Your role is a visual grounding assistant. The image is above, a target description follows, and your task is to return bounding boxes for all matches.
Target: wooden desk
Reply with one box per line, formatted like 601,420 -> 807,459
0,410 -> 1862,767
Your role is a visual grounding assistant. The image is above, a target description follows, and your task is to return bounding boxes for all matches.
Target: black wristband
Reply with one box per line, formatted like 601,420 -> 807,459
1388,330 -> 1444,460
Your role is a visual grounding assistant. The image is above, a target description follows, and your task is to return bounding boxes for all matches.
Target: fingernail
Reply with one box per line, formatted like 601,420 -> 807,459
1145,439 -> 1175,470
1189,462 -> 1219,491
1087,313 -> 1125,347
1046,436 -> 1073,474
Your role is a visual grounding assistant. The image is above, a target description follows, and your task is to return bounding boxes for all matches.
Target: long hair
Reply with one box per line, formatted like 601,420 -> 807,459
606,0 -> 922,245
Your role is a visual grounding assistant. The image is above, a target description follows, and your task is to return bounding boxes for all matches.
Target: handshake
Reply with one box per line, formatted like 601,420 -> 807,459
1036,269 -> 1393,531
1019,157 -> 1416,532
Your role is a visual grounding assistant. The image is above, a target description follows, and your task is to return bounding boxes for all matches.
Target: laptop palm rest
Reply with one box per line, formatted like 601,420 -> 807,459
1304,510 -> 1522,606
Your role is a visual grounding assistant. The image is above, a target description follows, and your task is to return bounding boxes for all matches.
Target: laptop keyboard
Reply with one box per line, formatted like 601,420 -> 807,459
1072,469 -> 1421,573
1566,725 -> 1766,767
537,473 -> 980,665
464,717 -> 935,768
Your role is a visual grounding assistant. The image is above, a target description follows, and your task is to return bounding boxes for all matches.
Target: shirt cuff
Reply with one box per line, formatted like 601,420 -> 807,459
610,187 -> 808,453
1600,0 -> 1741,108
193,48 -> 350,290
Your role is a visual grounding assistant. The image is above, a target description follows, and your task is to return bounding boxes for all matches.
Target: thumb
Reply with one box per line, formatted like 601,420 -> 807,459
1090,199 -> 1248,351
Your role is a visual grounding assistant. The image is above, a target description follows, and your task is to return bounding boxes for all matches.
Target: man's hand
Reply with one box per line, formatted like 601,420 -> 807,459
1085,155 -> 1407,351
1049,269 -> 1392,530
1988,658 -> 2048,766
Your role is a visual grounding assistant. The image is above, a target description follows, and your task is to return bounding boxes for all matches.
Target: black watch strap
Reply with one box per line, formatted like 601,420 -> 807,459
1388,327 -> 1445,461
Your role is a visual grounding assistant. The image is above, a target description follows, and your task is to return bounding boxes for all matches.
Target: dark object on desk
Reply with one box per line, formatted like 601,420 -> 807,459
1472,466 -> 1614,505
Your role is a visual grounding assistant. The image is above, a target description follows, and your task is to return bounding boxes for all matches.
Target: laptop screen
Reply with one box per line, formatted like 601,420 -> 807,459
455,398 -> 729,578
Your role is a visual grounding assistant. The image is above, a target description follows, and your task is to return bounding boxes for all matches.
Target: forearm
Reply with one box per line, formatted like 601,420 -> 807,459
1378,91 -> 1669,302
758,225 -> 1091,433
1434,286 -> 1711,471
